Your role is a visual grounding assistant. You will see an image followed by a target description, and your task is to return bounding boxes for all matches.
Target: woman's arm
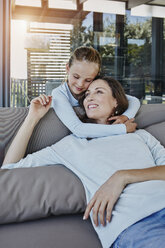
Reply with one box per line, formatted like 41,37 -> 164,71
2,144 -> 63,169
83,165 -> 165,227
52,87 -> 136,138
2,95 -> 52,165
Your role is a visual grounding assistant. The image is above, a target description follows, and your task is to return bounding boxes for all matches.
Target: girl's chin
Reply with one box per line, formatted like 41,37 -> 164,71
72,88 -> 84,95
70,90 -> 83,99
75,90 -> 84,95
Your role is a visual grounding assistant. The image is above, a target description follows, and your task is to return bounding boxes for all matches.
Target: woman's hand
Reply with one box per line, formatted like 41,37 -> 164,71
83,166 -> 165,227
83,171 -> 127,226
108,115 -> 128,124
28,94 -> 52,122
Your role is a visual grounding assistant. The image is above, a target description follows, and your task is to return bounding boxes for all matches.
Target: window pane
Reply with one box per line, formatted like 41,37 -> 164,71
11,20 -> 29,106
11,20 -> 72,106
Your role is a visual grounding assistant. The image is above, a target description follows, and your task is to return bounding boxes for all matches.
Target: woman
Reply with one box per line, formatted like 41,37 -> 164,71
2,77 -> 165,248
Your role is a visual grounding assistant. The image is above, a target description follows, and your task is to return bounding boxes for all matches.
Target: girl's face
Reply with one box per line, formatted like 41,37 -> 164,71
66,60 -> 99,98
83,79 -> 117,124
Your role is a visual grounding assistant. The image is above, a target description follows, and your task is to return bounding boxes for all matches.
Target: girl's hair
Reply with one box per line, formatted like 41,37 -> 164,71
79,76 -> 128,123
68,46 -> 101,73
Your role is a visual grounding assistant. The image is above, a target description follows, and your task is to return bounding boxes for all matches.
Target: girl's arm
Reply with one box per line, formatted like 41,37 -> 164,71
52,87 -> 136,138
124,94 -> 140,119
2,95 -> 52,165
83,130 -> 165,226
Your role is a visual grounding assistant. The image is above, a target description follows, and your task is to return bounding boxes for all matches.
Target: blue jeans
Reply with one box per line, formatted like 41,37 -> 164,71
112,208 -> 165,248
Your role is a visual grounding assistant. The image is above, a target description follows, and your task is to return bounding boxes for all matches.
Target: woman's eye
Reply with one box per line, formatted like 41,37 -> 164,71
74,75 -> 79,79
97,90 -> 103,94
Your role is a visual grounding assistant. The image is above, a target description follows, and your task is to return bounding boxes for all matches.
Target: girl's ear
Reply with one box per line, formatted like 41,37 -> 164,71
66,63 -> 70,74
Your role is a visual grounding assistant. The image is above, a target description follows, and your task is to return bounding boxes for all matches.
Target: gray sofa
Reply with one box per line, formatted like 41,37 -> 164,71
0,104 -> 165,248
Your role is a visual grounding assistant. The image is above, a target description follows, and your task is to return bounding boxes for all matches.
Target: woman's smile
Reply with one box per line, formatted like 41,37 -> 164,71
87,104 -> 98,109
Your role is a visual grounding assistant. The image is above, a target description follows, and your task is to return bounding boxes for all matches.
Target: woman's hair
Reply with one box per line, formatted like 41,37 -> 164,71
68,46 -> 101,73
79,76 -> 128,123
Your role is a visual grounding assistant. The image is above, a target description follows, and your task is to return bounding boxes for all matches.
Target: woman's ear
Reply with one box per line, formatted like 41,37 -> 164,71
113,101 -> 118,116
114,99 -> 118,108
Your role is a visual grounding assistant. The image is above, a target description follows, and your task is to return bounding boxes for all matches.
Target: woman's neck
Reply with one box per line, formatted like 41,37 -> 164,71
95,119 -> 109,125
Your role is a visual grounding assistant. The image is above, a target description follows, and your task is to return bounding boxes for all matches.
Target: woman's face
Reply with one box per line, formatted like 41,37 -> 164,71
83,79 -> 117,124
66,60 -> 99,99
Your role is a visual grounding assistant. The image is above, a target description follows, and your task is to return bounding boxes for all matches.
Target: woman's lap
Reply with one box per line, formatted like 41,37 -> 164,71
112,208 -> 165,248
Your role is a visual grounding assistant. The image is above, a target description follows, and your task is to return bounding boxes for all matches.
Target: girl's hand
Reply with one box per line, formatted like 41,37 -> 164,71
108,115 -> 128,124
83,171 -> 126,226
125,118 -> 137,133
28,94 -> 52,122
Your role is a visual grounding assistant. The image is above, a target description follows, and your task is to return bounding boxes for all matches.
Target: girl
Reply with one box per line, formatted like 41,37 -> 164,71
51,46 -> 140,138
2,76 -> 165,248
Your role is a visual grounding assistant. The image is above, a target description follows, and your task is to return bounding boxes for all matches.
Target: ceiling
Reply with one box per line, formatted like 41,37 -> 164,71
125,0 -> 165,9
80,0 -> 165,9
11,0 -> 165,24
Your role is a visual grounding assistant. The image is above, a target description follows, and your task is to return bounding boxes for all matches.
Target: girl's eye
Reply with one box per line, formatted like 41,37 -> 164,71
74,75 -> 79,79
86,80 -> 92,83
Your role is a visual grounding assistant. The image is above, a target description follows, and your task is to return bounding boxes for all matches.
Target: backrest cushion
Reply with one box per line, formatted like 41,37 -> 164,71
0,108 -> 70,166
144,122 -> 165,147
26,108 -> 70,155
135,104 -> 165,129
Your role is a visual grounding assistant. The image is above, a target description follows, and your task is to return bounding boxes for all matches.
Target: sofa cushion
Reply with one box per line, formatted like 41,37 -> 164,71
144,121 -> 165,147
1,108 -> 70,165
25,108 -> 70,155
0,108 -> 28,166
135,104 -> 165,129
0,165 -> 86,224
